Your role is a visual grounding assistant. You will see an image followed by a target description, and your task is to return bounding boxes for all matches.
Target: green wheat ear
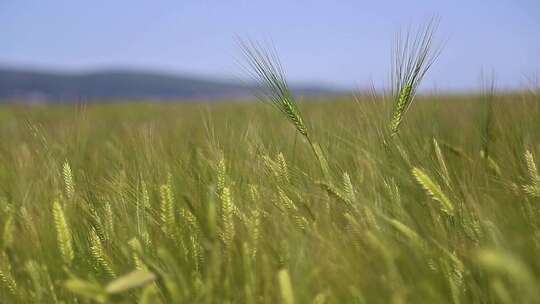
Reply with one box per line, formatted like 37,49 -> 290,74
433,138 -> 451,187
342,172 -> 356,203
389,20 -> 441,136
2,214 -> 14,249
159,184 -> 176,239
25,260 -> 44,301
278,268 -> 295,304
0,254 -> 17,296
412,167 -> 454,216
128,238 -> 146,271
381,216 -> 425,249
523,150 -> 540,197
103,202 -> 114,242
240,40 -> 329,177
390,85 -> 413,134
220,187 -> 235,251
216,154 -> 227,196
63,162 -> 75,199
276,152 -> 290,184
240,41 -> 308,137
52,200 -> 75,265
89,228 -> 116,279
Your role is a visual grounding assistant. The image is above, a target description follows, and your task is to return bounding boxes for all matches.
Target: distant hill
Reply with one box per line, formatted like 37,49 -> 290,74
0,67 -> 339,102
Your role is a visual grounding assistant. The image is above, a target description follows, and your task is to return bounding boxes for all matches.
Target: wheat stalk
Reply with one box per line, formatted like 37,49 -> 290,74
480,72 -> 496,159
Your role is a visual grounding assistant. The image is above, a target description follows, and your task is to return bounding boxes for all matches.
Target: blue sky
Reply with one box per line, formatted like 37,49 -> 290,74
1,0 -> 539,91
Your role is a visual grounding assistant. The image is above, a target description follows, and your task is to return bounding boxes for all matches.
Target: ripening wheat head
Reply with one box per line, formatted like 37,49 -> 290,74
2,215 -> 14,249
240,41 -> 332,178
216,155 -> 227,196
220,187 -> 235,251
89,228 -> 116,279
0,254 -> 17,296
412,167 -> 454,216
63,162 -> 75,199
389,20 -> 441,135
278,269 -> 295,304
240,40 -> 309,139
52,200 -> 74,265
342,172 -> 356,203
523,150 -> 540,197
159,184 -> 176,239
276,152 -> 290,184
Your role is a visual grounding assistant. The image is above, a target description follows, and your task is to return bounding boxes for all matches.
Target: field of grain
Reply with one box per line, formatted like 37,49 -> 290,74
0,90 -> 538,303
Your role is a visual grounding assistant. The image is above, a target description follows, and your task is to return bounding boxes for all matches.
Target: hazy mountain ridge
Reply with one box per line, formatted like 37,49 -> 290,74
0,67 -> 339,102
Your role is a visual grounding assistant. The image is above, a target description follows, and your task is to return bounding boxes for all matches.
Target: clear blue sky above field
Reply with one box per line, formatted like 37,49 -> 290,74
1,0 -> 539,91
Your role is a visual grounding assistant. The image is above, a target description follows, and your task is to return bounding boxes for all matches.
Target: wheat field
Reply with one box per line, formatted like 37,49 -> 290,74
0,90 -> 539,303
0,23 -> 539,304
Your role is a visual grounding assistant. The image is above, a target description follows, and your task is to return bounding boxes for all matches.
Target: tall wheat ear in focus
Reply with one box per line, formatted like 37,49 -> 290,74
389,20 -> 441,136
